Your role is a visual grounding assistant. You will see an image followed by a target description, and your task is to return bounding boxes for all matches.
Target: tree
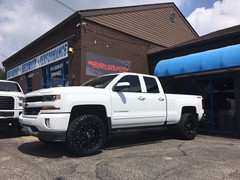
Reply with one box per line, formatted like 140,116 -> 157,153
0,67 -> 5,80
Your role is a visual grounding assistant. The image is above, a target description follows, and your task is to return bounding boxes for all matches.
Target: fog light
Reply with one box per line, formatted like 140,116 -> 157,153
45,118 -> 50,128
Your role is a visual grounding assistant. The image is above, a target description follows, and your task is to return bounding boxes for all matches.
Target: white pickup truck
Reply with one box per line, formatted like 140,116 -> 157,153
20,73 -> 204,156
0,80 -> 24,128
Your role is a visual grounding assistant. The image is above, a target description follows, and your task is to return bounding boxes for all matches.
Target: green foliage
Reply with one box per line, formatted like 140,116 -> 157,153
0,68 -> 5,80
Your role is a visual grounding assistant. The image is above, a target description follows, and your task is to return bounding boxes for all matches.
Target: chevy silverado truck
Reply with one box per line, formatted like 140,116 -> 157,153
20,73 -> 204,156
0,80 -> 24,128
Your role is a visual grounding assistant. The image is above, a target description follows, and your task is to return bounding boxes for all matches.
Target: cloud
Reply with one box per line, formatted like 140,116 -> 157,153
0,0 -> 54,66
187,0 -> 240,35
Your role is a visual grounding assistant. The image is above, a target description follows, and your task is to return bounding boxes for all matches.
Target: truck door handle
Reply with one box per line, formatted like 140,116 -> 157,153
158,97 -> 165,101
138,96 -> 145,101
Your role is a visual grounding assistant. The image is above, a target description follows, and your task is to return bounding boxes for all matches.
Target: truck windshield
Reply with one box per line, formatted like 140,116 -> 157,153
0,82 -> 22,92
82,75 -> 117,88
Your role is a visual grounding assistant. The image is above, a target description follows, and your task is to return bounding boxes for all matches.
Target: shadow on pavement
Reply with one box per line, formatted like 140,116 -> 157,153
18,141 -> 69,158
18,127 -> 176,158
0,127 -> 20,139
105,127 -> 176,150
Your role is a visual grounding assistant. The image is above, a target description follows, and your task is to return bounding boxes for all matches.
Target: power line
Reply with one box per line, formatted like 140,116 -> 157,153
84,28 -> 149,47
0,53 -> 8,58
53,0 -> 76,13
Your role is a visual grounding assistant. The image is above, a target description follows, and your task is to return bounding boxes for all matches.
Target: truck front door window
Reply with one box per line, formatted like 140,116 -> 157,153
115,75 -> 141,92
82,75 -> 117,88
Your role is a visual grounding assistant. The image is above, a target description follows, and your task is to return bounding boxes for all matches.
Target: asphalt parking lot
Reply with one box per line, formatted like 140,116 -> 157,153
0,127 -> 240,180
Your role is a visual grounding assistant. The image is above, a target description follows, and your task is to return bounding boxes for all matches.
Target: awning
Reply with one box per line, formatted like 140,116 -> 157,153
154,44 -> 240,77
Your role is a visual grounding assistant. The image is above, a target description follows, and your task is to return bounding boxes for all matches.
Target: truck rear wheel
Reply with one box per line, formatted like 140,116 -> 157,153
177,113 -> 198,140
66,115 -> 107,156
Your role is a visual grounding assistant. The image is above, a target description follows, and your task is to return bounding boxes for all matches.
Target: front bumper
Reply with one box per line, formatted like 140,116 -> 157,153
19,113 -> 70,141
0,109 -> 22,118
22,126 -> 66,141
0,118 -> 19,126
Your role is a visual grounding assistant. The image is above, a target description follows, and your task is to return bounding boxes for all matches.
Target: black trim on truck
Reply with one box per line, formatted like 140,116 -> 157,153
22,125 -> 66,142
0,118 -> 19,126
38,131 -> 66,142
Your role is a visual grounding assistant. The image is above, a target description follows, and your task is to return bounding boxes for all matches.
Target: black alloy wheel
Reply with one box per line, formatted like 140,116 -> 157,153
66,115 -> 107,156
177,113 -> 198,140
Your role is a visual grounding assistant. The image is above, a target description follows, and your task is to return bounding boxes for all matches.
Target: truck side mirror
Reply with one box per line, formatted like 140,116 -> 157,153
113,82 -> 130,92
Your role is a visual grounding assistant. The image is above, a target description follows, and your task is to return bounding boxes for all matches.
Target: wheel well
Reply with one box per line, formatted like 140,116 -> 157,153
181,106 -> 197,118
69,105 -> 111,137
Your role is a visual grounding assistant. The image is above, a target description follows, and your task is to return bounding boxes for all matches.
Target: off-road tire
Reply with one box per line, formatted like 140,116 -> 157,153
66,115 -> 107,156
177,113 -> 198,140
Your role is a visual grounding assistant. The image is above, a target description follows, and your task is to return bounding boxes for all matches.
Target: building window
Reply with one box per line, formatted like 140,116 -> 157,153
26,73 -> 33,92
172,75 -> 236,134
42,61 -> 69,88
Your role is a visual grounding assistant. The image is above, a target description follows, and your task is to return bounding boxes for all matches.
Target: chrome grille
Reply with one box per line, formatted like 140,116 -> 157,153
25,96 -> 43,102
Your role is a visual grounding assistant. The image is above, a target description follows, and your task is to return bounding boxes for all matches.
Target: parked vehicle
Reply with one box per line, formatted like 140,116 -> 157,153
20,73 -> 204,156
0,80 -> 24,129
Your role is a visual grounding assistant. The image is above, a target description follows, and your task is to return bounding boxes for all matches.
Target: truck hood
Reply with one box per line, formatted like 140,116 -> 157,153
0,91 -> 24,97
25,86 -> 106,97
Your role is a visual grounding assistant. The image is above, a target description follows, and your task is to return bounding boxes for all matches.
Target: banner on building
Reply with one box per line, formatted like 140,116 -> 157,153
86,52 -> 131,77
7,42 -> 68,80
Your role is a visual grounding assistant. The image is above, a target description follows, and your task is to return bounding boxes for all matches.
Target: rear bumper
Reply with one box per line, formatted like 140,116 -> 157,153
201,113 -> 207,121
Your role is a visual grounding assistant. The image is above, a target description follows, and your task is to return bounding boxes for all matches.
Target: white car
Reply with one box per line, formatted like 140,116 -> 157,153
20,73 -> 204,156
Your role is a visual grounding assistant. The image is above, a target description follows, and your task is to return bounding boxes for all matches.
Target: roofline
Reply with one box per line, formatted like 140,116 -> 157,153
171,4 -> 198,37
148,28 -> 240,58
81,2 -> 174,16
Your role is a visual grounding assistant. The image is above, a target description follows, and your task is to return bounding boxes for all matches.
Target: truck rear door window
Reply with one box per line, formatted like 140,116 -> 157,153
143,77 -> 159,93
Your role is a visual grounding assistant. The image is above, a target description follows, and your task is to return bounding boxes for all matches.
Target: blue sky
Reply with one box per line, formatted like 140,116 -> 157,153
0,0 -> 240,67
181,0 -> 218,16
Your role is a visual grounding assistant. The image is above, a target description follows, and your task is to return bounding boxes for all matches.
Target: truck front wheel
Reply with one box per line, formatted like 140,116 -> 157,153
177,113 -> 198,140
66,115 -> 107,156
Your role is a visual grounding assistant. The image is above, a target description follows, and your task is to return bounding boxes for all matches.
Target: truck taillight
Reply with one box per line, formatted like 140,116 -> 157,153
197,96 -> 204,109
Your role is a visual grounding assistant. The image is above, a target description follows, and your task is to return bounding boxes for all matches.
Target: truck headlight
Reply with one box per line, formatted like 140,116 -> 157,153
17,96 -> 24,106
42,95 -> 61,101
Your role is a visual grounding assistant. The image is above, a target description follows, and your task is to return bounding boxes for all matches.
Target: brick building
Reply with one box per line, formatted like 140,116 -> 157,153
2,3 -> 197,92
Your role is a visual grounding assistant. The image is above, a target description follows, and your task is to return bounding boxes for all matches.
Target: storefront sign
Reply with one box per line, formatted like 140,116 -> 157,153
50,63 -> 63,78
86,52 -> 131,76
7,42 -> 68,79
